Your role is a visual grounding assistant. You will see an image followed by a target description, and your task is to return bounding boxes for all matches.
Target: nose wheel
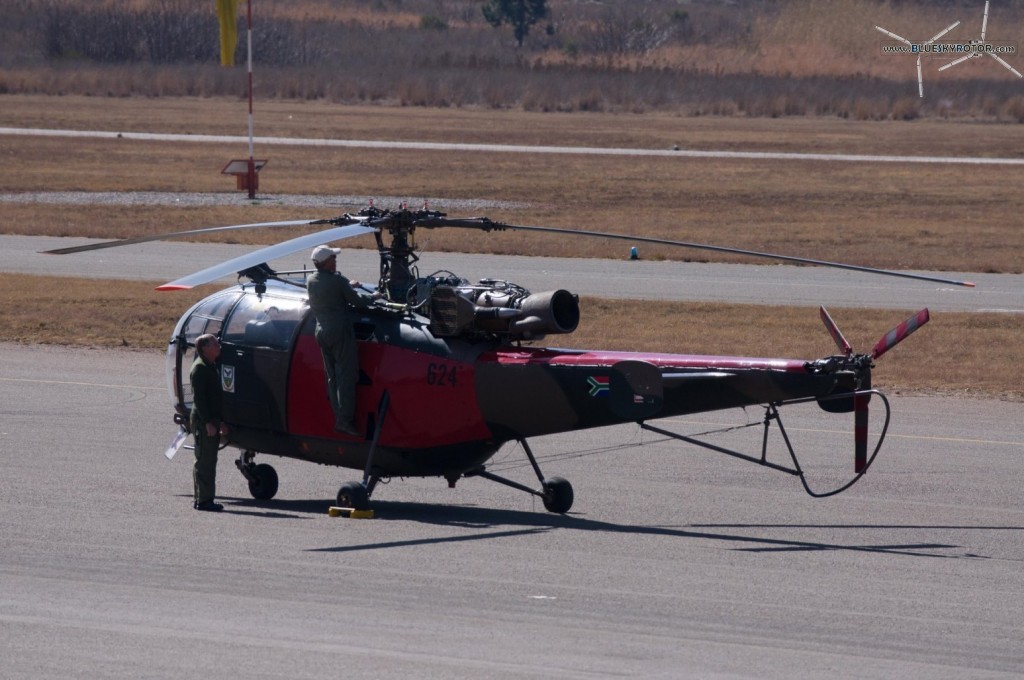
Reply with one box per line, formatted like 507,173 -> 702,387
236,450 -> 279,500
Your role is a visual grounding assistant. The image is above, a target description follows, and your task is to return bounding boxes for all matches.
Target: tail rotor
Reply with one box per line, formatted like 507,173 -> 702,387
818,305 -> 930,364
818,306 -> 930,472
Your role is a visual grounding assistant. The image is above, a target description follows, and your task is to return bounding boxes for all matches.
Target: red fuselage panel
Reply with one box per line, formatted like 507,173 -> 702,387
287,336 -> 493,448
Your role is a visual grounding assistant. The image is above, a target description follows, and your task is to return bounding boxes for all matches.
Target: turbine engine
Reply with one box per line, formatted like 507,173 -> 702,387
414,274 -> 579,341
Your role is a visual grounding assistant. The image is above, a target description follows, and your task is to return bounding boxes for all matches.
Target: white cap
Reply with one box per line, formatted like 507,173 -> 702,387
311,245 -> 340,264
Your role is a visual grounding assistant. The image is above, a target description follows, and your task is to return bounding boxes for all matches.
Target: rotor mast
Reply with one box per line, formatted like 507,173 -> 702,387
358,206 -> 502,301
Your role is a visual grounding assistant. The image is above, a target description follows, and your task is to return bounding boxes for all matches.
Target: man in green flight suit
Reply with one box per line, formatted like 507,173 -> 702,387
190,333 -> 229,512
307,245 -> 379,436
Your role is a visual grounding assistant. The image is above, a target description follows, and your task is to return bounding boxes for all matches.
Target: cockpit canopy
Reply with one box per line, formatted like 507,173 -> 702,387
221,292 -> 306,350
165,284 -> 309,414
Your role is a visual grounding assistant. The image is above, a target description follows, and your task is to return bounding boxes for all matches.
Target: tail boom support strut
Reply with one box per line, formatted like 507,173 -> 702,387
639,389 -> 891,498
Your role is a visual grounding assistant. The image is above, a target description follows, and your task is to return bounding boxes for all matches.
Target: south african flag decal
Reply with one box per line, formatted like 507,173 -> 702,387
587,375 -> 609,397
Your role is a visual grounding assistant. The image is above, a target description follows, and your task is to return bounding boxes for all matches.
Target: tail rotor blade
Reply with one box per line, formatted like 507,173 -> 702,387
854,392 -> 870,473
819,306 -> 852,356
872,308 -> 930,359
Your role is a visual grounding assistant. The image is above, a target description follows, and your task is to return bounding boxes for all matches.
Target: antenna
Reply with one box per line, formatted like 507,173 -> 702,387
939,1 -> 1022,79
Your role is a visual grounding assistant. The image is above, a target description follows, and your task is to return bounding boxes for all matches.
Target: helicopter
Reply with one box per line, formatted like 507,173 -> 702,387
45,206 -> 975,513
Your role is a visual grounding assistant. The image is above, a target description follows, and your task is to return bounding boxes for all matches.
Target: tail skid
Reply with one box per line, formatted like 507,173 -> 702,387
640,388 -> 891,498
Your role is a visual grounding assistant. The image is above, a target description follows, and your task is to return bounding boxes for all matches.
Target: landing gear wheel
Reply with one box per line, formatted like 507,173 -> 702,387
337,481 -> 370,511
247,463 -> 279,500
542,476 -> 573,514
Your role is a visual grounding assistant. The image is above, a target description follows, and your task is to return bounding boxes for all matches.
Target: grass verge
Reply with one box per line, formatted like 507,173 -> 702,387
2,273 -> 1019,401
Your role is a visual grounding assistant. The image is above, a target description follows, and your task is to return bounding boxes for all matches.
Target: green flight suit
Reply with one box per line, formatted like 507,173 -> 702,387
306,269 -> 373,429
190,354 -> 224,504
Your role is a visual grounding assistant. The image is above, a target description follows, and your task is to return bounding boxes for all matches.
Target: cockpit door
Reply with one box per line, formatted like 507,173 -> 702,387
217,292 -> 307,432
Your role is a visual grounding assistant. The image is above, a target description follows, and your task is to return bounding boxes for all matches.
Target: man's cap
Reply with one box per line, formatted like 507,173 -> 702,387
311,245 -> 341,264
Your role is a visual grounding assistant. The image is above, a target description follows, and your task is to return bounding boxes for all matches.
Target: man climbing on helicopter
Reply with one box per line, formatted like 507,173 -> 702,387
306,245 -> 380,436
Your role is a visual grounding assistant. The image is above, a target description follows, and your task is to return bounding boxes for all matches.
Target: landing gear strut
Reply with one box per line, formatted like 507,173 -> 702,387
467,438 -> 574,514
236,450 -> 279,500
335,391 -> 389,511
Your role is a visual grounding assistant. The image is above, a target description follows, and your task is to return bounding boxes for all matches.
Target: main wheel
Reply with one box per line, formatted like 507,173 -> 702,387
247,463 -> 279,500
336,481 -> 369,510
542,476 -> 573,514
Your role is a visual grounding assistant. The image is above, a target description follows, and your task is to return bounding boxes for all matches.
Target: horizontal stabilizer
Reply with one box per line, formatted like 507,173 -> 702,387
609,360 -> 663,421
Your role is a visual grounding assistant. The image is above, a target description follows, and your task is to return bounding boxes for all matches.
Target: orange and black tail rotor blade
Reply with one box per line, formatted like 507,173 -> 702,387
819,306 -> 852,357
854,392 -> 871,473
871,308 -> 930,360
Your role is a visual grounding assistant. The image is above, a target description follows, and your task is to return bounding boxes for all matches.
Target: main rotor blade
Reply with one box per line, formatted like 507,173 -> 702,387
41,219 -> 326,255
498,224 -> 977,287
819,306 -> 852,357
871,308 -> 930,360
981,0 -> 990,42
917,56 -> 924,98
156,224 -> 376,291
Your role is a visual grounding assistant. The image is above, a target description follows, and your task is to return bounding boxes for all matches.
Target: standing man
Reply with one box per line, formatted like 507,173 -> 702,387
190,333 -> 229,512
307,245 -> 379,436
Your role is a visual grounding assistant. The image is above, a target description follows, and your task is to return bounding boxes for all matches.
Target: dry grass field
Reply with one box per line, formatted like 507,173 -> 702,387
4,0 -> 1024,119
2,95 -> 1023,273
0,94 -> 1021,399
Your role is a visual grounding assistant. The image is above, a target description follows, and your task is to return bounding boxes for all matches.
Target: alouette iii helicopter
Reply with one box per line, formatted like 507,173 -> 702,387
46,206 -> 974,513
